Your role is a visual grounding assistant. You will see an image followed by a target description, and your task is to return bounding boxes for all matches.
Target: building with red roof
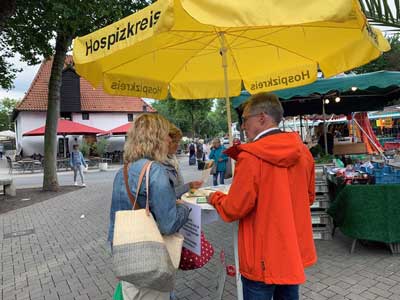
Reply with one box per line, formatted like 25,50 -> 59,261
14,55 -> 155,156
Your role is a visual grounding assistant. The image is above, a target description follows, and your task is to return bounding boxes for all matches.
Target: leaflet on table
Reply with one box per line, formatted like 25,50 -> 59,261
179,202 -> 202,256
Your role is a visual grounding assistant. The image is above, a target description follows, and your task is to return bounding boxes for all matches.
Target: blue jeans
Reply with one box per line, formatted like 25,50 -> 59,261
213,171 -> 225,186
242,276 -> 299,300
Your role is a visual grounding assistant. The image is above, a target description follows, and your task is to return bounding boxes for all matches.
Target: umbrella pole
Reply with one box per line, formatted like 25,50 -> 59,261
322,99 -> 328,155
219,32 -> 244,300
218,32 -> 233,146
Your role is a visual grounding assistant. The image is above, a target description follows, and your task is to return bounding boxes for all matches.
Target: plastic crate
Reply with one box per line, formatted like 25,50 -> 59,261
311,212 -> 332,225
315,181 -> 329,193
383,166 -> 393,174
311,195 -> 330,209
375,174 -> 400,184
312,227 -> 332,240
315,168 -> 326,180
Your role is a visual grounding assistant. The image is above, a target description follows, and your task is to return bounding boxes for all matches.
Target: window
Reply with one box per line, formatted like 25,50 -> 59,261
143,105 -> 147,112
60,112 -> 72,120
128,114 -> 133,122
82,113 -> 89,120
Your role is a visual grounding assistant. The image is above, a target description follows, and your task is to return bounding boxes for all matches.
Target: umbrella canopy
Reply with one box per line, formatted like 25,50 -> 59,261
73,0 -> 389,145
232,71 -> 400,116
73,0 -> 389,100
23,119 -> 105,136
0,130 -> 16,139
108,122 -> 132,135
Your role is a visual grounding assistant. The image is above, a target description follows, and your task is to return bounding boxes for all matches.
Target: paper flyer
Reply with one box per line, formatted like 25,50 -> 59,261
179,202 -> 202,255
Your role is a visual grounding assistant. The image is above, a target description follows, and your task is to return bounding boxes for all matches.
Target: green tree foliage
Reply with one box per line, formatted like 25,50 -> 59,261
152,96 -> 214,138
152,96 -> 238,139
0,98 -> 19,130
207,99 -> 239,137
353,34 -> 400,73
0,0 -> 18,90
3,0 -> 150,191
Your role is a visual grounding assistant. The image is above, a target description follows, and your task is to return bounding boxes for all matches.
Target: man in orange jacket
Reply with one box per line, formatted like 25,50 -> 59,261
207,92 -> 317,300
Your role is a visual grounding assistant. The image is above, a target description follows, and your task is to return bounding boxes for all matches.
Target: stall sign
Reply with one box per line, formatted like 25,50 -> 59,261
376,118 -> 393,128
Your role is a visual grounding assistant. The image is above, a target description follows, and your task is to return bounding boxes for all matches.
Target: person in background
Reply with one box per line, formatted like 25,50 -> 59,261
196,140 -> 204,160
233,137 -> 241,146
209,138 -> 228,186
202,140 -> 210,161
188,141 -> 196,165
69,144 -> 87,187
207,92 -> 316,300
164,124 -> 203,197
317,123 -> 334,155
108,114 -> 190,300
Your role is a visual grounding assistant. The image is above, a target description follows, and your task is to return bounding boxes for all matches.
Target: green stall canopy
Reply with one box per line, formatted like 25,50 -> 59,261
232,71 -> 400,116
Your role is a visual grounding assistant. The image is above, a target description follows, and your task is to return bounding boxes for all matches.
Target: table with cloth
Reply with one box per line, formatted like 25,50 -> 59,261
327,182 -> 400,254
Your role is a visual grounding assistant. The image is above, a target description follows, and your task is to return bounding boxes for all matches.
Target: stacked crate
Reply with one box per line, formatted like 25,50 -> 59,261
311,165 -> 333,240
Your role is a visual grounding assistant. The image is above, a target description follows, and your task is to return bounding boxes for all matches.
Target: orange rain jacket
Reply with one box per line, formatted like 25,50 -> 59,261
209,132 -> 317,284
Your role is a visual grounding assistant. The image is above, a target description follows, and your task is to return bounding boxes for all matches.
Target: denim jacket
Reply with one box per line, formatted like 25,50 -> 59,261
69,151 -> 87,167
108,158 -> 190,242
162,158 -> 189,198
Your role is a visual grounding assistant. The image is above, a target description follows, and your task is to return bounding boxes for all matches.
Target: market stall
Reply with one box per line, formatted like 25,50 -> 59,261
328,184 -> 400,254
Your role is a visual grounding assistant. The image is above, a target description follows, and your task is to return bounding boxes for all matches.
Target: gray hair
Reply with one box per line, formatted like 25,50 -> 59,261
244,92 -> 283,125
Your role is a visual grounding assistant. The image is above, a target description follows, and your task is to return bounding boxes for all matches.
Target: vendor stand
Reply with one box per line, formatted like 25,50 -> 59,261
326,166 -> 400,254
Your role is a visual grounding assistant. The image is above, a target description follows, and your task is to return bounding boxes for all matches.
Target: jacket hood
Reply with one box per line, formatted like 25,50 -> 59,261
226,132 -> 303,168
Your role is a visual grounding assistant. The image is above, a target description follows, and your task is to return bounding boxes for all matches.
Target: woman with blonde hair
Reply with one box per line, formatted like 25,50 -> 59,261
108,114 -> 190,300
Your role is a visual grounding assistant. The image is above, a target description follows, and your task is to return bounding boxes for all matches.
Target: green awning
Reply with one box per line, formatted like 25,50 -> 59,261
232,71 -> 400,116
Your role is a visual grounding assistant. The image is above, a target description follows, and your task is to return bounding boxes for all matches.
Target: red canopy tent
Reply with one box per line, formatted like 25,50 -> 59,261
108,122 -> 132,135
23,119 -> 105,157
23,119 -> 105,136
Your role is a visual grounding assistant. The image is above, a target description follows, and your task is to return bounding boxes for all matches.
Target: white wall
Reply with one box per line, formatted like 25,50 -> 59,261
15,111 -> 47,156
72,112 -> 135,130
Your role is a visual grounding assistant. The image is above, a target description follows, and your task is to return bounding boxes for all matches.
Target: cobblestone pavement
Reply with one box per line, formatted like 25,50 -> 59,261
0,157 -> 399,299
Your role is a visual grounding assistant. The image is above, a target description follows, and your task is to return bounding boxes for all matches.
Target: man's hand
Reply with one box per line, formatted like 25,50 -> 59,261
218,158 -> 223,162
189,180 -> 203,189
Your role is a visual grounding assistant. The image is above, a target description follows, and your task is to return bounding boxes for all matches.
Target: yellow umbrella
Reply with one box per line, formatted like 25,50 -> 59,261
73,0 -> 389,142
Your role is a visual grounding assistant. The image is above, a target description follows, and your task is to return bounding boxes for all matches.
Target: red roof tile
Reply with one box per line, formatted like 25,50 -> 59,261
16,55 -> 155,113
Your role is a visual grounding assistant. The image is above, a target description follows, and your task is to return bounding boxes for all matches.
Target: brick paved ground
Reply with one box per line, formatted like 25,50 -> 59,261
0,157 -> 399,299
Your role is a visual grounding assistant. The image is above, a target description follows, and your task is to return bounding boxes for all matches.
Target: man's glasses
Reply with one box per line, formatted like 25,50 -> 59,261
241,113 -> 261,124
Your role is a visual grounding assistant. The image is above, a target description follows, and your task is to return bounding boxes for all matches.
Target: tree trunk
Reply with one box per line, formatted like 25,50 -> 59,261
42,34 -> 71,191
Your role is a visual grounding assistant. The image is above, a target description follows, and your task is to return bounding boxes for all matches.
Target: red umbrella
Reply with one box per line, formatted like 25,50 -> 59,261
23,119 -> 105,157
23,119 -> 105,136
108,122 -> 132,135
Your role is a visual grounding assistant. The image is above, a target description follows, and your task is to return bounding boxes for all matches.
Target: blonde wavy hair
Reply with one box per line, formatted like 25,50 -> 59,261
124,114 -> 171,163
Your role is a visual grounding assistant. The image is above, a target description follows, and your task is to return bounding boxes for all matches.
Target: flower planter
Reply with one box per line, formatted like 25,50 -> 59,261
99,162 -> 108,171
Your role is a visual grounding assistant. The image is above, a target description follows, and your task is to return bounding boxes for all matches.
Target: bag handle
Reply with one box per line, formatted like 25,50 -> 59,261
144,161 -> 154,216
123,160 -> 151,210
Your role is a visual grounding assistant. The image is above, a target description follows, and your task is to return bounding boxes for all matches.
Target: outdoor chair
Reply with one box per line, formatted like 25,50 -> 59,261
6,156 -> 23,174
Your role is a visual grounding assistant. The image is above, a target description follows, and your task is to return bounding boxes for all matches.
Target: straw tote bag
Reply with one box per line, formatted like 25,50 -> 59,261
113,161 -> 184,292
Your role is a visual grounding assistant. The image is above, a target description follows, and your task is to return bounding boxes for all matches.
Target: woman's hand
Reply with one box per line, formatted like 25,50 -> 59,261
189,180 -> 203,189
176,199 -> 185,205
